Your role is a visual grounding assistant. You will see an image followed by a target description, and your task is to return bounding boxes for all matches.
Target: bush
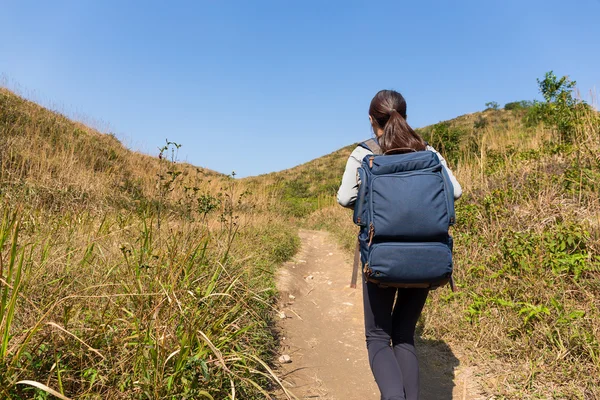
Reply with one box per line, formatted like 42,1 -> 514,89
421,122 -> 464,163
473,116 -> 487,130
485,101 -> 500,110
504,100 -> 534,110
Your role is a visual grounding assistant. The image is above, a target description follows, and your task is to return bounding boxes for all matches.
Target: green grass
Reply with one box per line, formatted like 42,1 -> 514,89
305,96 -> 600,398
2,77 -> 600,398
0,202 -> 299,399
1,87 -> 301,398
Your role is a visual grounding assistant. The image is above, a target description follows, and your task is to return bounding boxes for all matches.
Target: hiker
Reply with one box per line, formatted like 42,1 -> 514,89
337,89 -> 462,400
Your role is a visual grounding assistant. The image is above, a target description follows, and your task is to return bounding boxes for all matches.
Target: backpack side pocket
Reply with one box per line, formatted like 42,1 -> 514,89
440,167 -> 456,225
353,167 -> 368,226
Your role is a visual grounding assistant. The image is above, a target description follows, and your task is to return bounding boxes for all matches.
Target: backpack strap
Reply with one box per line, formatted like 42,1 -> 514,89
359,138 -> 383,155
350,239 -> 360,289
384,147 -> 417,155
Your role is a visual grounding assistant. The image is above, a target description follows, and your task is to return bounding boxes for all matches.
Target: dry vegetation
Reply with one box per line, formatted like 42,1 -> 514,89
308,81 -> 600,398
1,88 -> 300,399
1,72 -> 599,399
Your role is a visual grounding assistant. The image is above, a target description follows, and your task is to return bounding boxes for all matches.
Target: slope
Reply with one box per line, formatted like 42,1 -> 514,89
275,80 -> 600,398
1,87 -> 224,214
241,106 -> 531,219
0,88 -> 300,399
1,73 -> 599,398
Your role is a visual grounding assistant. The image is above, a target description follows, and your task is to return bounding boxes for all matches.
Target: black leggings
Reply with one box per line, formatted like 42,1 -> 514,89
362,279 -> 429,400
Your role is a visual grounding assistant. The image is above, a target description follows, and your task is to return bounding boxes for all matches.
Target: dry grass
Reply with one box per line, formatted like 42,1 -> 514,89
1,88 -> 301,399
3,83 -> 600,399
0,87 -> 223,214
0,206 -> 301,399
306,99 -> 600,398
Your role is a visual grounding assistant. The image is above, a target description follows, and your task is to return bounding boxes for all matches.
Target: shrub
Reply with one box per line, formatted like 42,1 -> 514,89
485,101 -> 500,110
422,122 -> 464,163
504,100 -> 534,110
526,71 -> 590,142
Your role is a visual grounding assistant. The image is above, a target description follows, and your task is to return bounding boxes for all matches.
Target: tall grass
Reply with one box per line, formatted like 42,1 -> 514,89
1,88 -> 302,398
3,77 -> 599,398
0,211 -> 28,373
308,90 -> 600,398
0,203 -> 299,399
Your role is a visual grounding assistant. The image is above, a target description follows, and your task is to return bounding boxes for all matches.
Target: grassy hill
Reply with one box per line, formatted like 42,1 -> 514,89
1,87 -> 225,214
1,72 -> 599,399
242,81 -> 600,396
0,88 -> 299,399
240,143 -> 355,217
240,105 -> 536,219
296,86 -> 600,397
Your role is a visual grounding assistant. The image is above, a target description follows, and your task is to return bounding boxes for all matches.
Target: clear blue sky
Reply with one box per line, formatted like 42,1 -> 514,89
1,0 -> 599,177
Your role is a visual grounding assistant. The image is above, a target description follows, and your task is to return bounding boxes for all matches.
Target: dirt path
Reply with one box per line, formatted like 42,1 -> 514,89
275,230 -> 483,400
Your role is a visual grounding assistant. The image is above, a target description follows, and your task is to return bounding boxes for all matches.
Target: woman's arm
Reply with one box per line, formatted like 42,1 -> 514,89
427,145 -> 463,200
337,146 -> 372,208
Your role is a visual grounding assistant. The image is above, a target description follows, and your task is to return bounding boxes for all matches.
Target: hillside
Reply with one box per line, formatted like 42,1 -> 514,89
0,88 -> 300,399
242,106 -> 532,218
246,87 -> 600,397
0,84 -> 528,220
1,72 -> 600,399
295,85 -> 600,397
1,87 -> 224,214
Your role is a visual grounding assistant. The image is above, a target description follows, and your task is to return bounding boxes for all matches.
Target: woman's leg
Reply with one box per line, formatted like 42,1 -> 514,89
391,288 -> 429,400
363,279 -> 406,400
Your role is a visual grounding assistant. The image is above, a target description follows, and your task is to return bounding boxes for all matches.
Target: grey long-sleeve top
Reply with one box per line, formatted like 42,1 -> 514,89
337,145 -> 463,208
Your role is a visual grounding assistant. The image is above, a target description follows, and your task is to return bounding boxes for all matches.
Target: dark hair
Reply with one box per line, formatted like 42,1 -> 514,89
369,90 -> 426,154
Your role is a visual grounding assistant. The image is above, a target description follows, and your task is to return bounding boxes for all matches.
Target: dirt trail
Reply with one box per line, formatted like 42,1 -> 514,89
275,230 -> 483,400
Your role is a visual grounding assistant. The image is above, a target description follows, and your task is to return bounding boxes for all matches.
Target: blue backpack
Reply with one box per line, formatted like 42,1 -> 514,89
352,139 -> 456,290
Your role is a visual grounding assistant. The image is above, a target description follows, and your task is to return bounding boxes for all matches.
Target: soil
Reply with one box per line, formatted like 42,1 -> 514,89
274,230 -> 484,400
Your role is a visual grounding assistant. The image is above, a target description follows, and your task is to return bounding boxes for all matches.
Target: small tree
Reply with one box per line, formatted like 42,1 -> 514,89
527,71 -> 586,141
485,101 -> 500,111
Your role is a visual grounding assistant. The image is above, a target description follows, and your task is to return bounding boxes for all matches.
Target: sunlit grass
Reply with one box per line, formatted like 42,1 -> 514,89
0,203 -> 299,399
305,95 -> 600,398
2,82 -> 599,398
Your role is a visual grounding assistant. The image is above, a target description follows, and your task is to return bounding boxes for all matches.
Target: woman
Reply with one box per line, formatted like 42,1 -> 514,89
337,90 -> 462,400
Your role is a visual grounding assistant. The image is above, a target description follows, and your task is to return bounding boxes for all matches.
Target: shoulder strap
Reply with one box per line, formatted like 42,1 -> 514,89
359,138 -> 383,155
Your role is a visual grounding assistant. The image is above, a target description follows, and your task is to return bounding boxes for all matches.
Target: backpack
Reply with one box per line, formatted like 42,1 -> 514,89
351,139 -> 456,290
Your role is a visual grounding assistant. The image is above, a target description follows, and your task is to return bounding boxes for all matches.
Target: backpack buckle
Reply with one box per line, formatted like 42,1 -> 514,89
363,263 -> 372,279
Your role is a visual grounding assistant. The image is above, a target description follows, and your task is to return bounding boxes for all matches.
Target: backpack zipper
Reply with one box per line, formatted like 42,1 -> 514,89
368,223 -> 374,247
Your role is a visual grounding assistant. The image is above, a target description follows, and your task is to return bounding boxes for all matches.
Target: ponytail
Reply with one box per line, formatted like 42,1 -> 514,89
379,110 -> 426,154
369,90 -> 426,155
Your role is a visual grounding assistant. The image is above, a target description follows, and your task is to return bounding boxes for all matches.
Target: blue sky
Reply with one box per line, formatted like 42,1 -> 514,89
1,0 -> 599,177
